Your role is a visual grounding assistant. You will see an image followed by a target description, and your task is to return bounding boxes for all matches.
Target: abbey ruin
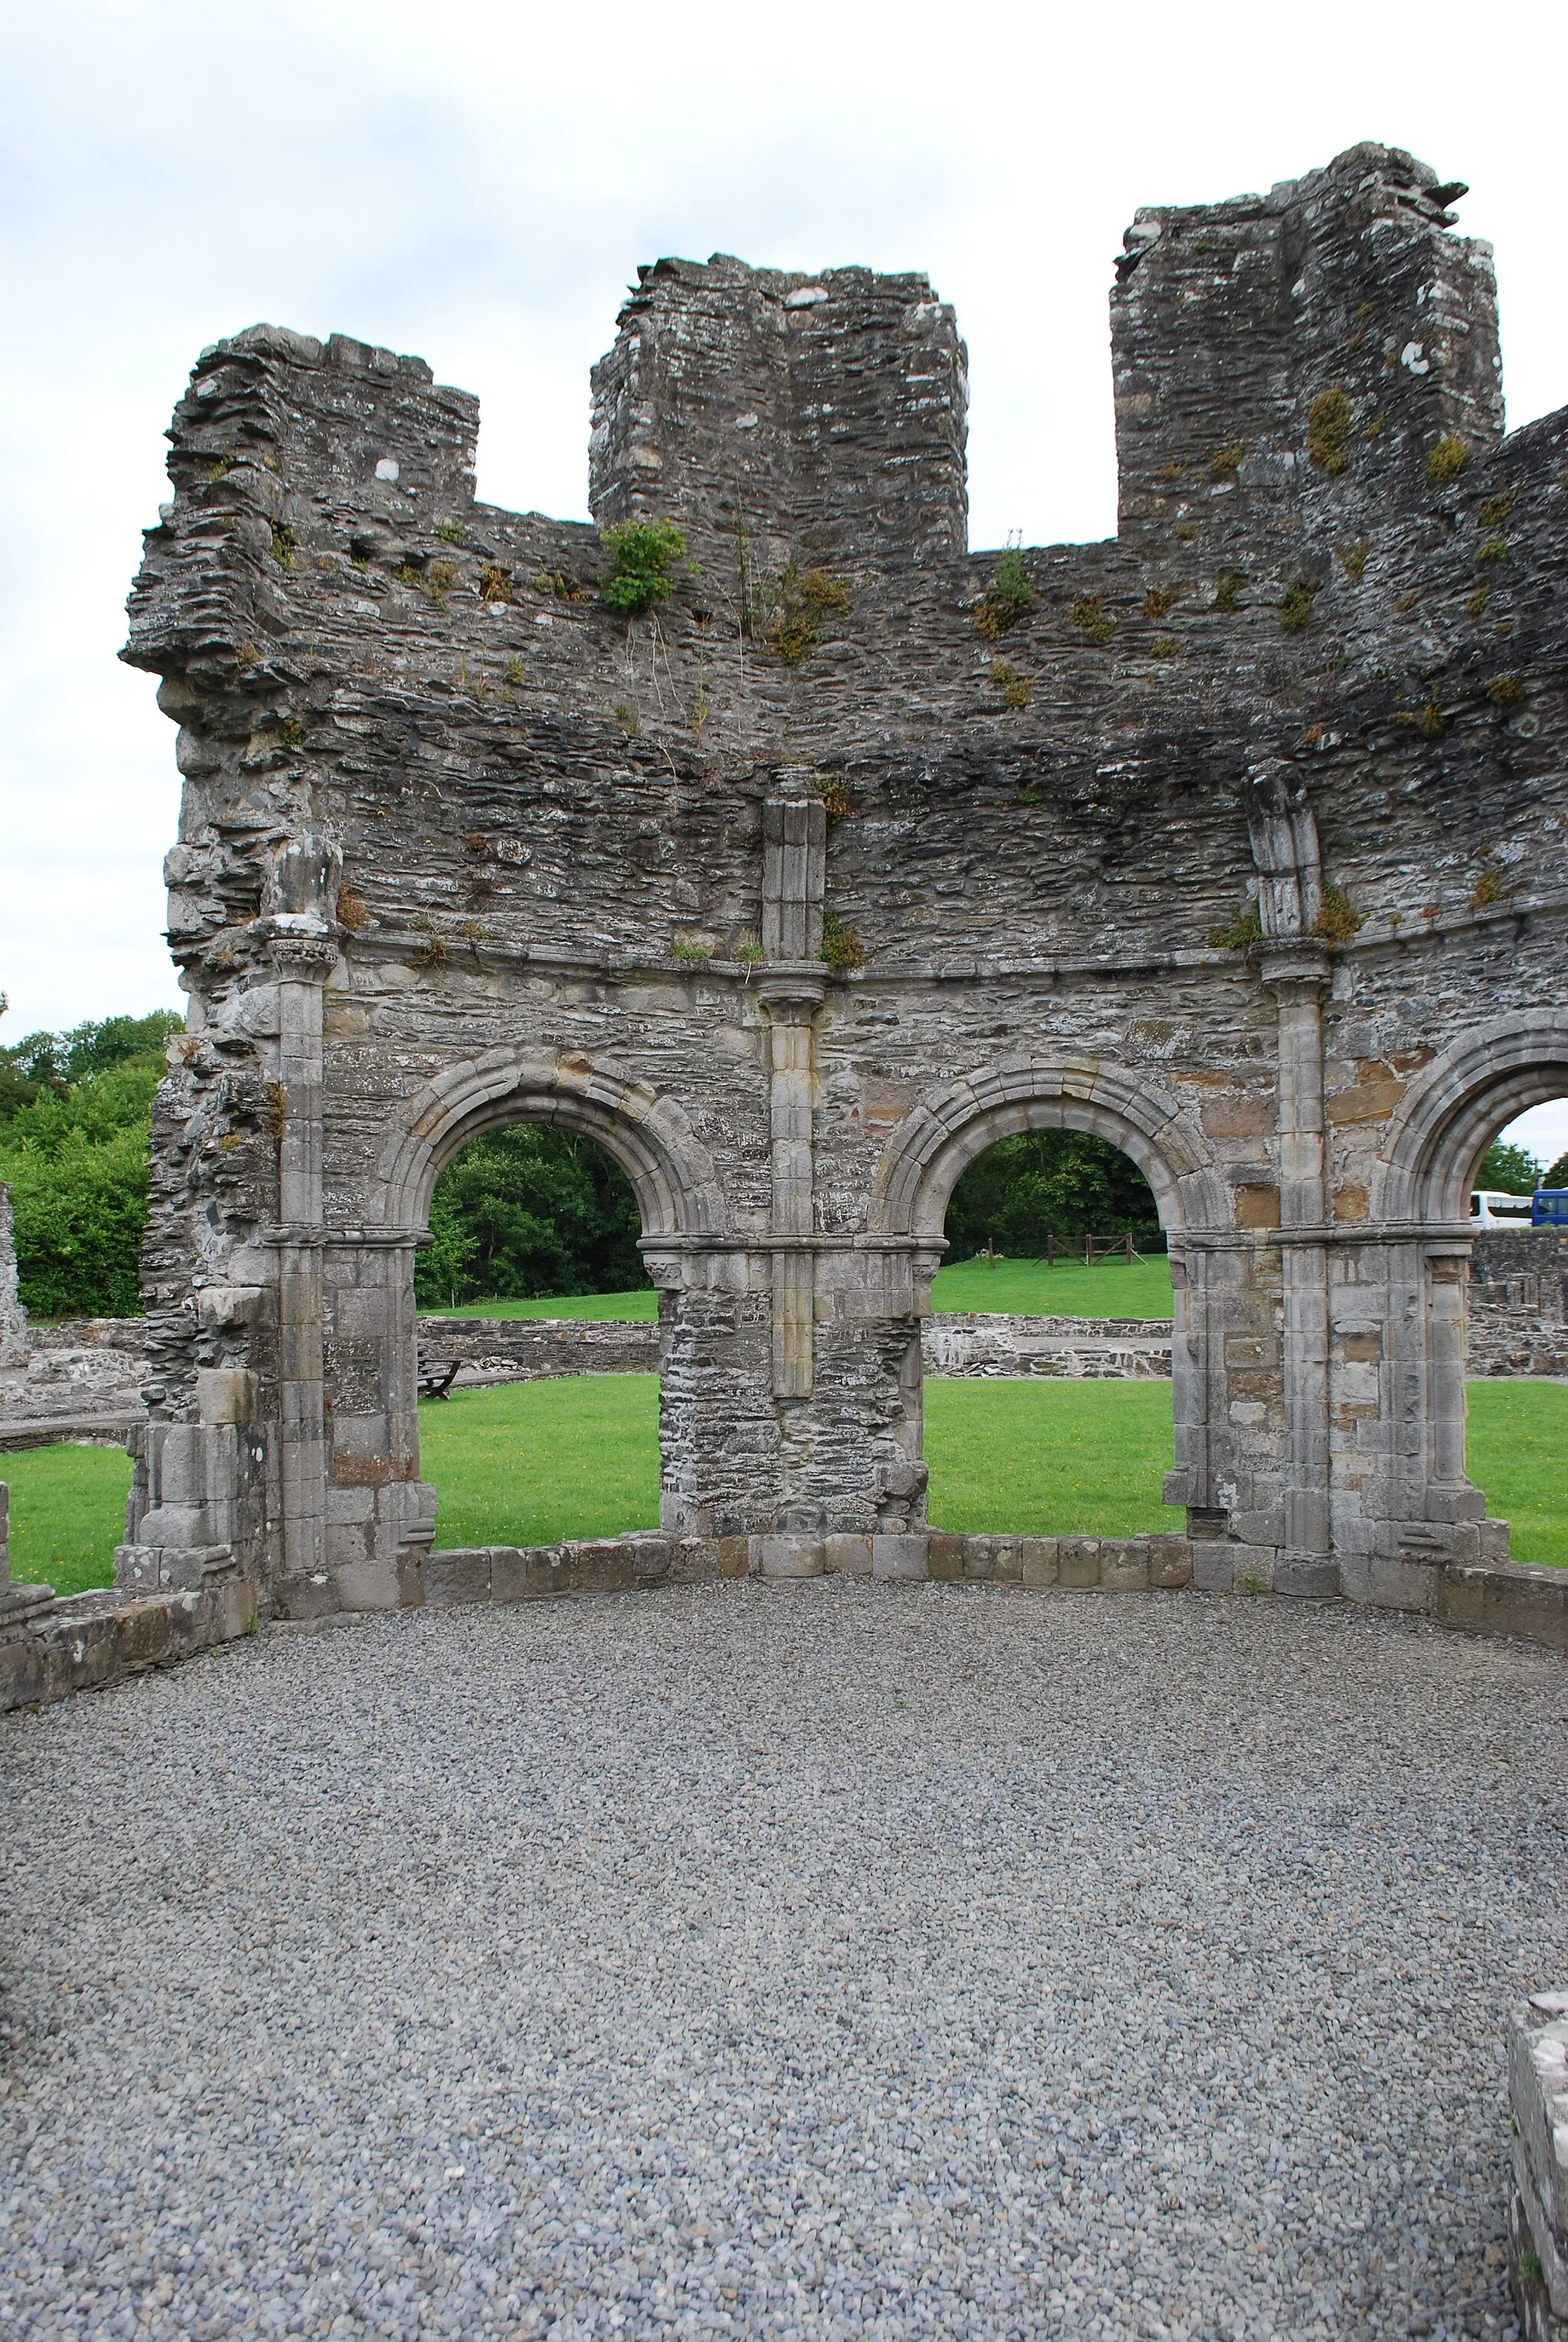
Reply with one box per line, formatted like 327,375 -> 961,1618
59,140 -> 1563,1635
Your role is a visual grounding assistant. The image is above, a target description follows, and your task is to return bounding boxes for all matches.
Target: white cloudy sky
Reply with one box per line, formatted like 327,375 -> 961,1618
2,0 -> 1566,1148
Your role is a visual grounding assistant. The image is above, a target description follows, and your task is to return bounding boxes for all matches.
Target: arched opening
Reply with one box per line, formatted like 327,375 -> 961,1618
1377,1021 -> 1568,1569
412,1119 -> 659,1550
415,1123 -> 651,1315
1459,1096 -> 1568,1569
922,1126 -> 1183,1537
371,1053 -> 727,1562
871,1061 -> 1227,1545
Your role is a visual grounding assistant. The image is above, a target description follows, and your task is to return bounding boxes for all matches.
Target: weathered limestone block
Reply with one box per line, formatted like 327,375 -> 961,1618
1509,1994 -> 1568,2340
871,1533 -> 929,1581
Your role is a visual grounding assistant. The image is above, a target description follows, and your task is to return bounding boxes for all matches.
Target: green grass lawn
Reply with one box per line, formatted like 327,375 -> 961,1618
7,1374 -> 1562,1591
929,1253 -> 1173,1318
420,1376 -> 662,1547
923,1378 -> 1185,1535
420,1255 -> 1176,1324
1464,1380 -> 1568,1568
4,1440 -> 132,1596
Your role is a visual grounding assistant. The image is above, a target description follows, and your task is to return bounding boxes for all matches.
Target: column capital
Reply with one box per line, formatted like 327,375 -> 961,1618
250,918 -> 339,983
1258,941 -> 1332,998
755,969 -> 827,1015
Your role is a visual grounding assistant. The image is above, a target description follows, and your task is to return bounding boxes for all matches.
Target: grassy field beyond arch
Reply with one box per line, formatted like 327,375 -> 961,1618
5,1377 -> 1562,1592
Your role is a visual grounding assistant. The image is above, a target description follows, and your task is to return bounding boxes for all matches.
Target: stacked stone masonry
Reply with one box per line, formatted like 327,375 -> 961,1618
75,137 -> 1568,1646
1469,1228 -> 1568,1377
1509,1992 -> 1568,2340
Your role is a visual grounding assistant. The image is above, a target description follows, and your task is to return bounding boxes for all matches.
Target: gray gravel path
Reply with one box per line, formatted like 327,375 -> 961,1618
2,1583 -> 1565,2342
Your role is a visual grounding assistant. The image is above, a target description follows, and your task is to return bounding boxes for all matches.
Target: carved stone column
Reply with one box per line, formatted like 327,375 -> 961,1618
759,978 -> 825,1400
267,928 -> 336,1589
760,796 -> 827,1405
1423,1238 -> 1485,1523
1261,942 -> 1335,1592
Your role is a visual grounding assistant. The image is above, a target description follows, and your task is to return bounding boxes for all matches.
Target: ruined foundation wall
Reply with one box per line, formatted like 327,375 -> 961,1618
112,139 -> 1568,1625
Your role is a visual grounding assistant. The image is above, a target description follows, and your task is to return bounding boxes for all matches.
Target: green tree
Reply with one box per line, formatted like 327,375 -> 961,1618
944,1130 -> 1161,1261
420,1190 -> 479,1311
1476,1139 -> 1540,1194
0,1122 -> 154,1317
1542,1151 -> 1568,1191
0,1006 -> 181,1316
0,1005 -> 181,1123
413,1125 -> 648,1308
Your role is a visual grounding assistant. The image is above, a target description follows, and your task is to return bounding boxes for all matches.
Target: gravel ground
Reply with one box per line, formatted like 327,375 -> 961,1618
2,1583 -> 1565,2342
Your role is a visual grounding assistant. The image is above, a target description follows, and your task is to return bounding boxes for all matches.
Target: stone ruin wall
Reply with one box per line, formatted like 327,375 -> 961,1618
75,137 -> 1568,1632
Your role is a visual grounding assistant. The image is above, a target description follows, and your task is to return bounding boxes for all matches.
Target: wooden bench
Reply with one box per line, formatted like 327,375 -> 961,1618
416,1351 -> 462,1400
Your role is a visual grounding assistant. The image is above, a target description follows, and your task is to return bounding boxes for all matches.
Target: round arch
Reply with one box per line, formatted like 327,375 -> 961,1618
375,1049 -> 728,1240
868,1056 -> 1230,1524
870,1057 -> 1230,1242
1377,1014 -> 1568,1223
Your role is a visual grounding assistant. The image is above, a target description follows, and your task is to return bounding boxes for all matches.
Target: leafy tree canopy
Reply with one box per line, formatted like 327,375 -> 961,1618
414,1125 -> 650,1310
944,1130 -> 1161,1262
0,1003 -> 181,1316
1476,1138 -> 1541,1194
0,1007 -> 181,1129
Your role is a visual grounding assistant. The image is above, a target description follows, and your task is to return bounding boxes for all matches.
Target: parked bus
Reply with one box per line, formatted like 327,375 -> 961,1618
1469,1189 -> 1534,1227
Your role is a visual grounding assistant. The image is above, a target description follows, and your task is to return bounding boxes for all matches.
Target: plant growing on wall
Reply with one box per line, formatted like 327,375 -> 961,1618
1425,433 -> 1470,484
989,659 -> 1029,709
768,567 -> 853,663
1207,903 -> 1262,950
1310,880 -> 1361,944
1068,594 -> 1116,645
973,544 -> 1033,639
1278,579 -> 1321,630
1306,387 -> 1351,475
820,913 -> 868,970
599,519 -> 688,616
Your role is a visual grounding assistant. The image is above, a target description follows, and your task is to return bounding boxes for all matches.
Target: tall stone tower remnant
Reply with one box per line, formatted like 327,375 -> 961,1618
117,142 -> 1568,1621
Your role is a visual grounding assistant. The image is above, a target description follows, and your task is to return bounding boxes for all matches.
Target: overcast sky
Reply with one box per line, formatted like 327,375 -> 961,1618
3,0 -> 1565,1145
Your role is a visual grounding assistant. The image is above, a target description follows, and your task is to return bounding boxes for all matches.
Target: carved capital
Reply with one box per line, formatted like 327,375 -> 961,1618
1258,942 -> 1331,999
756,970 -> 827,1018
263,929 -> 339,985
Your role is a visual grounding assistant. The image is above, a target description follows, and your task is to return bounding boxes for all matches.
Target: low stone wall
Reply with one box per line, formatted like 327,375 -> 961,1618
1508,1991 -> 1568,2338
4,1512 -> 1565,1717
415,1311 -> 1179,1385
414,1530 -> 1197,1609
0,1314 -> 152,1439
410,1526 -> 1568,1651
1470,1229 -> 1568,1378
922,1313 -> 1173,1378
0,1552 -> 256,1713
417,1314 -> 659,1380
